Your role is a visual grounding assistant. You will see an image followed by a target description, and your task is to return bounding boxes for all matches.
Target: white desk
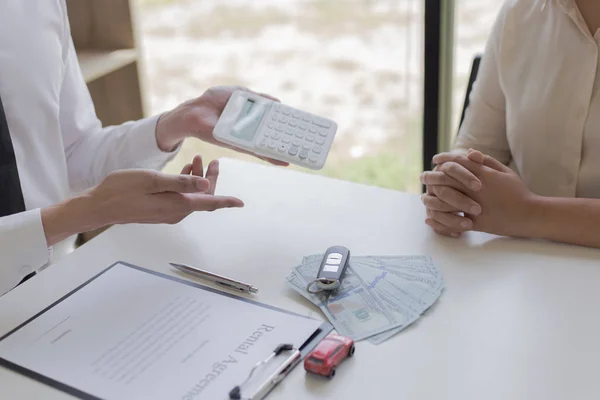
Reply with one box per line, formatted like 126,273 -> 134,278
2,158 -> 600,400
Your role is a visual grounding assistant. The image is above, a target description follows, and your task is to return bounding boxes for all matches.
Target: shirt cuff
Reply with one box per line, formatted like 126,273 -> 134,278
0,209 -> 50,295
127,114 -> 182,171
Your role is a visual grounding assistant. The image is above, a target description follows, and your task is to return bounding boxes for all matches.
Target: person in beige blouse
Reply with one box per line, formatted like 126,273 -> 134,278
421,0 -> 600,248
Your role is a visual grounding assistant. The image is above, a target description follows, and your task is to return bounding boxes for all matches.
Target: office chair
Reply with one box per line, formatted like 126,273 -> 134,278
423,54 -> 482,193
458,54 -> 482,133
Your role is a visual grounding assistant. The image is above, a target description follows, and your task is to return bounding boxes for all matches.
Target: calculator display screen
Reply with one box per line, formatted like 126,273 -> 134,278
231,99 -> 264,142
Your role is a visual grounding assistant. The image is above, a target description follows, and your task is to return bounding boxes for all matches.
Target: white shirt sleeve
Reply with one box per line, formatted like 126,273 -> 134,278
453,2 -> 511,164
0,3 -> 181,297
57,3 -> 180,192
0,210 -> 50,296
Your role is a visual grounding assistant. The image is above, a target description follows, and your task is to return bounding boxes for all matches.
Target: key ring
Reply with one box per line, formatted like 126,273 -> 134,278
305,277 -> 339,294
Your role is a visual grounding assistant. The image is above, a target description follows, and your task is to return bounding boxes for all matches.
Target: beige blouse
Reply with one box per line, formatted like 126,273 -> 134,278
455,0 -> 600,198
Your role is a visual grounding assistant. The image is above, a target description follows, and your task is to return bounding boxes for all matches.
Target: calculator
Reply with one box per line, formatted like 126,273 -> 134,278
213,90 -> 338,170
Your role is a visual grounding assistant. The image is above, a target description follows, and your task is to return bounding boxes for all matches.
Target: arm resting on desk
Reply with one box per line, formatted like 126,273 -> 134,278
432,150 -> 600,249
527,196 -> 600,249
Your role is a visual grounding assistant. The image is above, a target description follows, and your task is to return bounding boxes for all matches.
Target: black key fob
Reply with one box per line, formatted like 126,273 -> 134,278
315,246 -> 350,291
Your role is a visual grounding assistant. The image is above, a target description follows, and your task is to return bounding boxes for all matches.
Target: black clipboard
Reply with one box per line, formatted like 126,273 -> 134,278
0,261 -> 333,400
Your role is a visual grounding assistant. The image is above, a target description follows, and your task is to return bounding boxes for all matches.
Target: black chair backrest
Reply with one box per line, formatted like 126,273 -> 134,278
458,54 -> 482,133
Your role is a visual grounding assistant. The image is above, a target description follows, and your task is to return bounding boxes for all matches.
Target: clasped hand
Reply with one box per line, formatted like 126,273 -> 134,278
420,149 -> 537,238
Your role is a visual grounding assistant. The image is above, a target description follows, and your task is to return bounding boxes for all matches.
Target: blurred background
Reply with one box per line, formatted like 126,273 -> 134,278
131,0 -> 503,194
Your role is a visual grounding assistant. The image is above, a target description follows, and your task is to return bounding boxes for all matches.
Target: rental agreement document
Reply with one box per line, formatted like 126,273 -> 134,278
0,262 -> 325,400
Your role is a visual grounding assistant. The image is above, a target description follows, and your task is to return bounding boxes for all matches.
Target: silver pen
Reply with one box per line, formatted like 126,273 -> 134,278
169,262 -> 259,294
229,344 -> 301,400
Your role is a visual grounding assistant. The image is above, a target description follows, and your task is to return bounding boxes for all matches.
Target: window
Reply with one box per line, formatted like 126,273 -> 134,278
308,356 -> 324,364
136,0 -> 425,193
329,344 -> 343,357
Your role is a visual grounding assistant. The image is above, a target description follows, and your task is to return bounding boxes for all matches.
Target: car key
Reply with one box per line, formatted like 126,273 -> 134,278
306,246 -> 351,294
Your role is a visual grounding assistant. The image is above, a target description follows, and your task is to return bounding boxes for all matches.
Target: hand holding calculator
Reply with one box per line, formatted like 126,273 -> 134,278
213,90 -> 338,170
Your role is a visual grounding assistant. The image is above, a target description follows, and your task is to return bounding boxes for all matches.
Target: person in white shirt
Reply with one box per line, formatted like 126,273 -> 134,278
0,2 -> 286,296
421,0 -> 600,248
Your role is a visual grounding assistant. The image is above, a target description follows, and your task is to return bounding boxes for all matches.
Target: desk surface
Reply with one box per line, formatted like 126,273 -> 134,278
2,158 -> 600,400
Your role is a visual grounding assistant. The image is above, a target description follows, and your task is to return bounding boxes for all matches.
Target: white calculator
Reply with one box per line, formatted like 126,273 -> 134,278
213,90 -> 338,170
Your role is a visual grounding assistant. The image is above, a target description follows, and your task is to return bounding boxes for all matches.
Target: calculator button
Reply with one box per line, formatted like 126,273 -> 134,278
312,145 -> 322,154
268,140 -> 277,149
282,108 -> 291,115
302,115 -> 311,122
288,120 -> 298,127
306,135 -> 315,142
272,132 -> 281,139
268,122 -> 275,129
292,139 -> 301,147
302,143 -> 311,150
299,149 -> 309,160
278,143 -> 288,153
299,123 -> 308,130
271,114 -> 278,121
316,137 -> 325,145
318,129 -> 328,137
308,127 -> 317,134
293,111 -> 301,119
309,155 -> 319,163
282,136 -> 291,144
264,131 -> 271,137
295,132 -> 305,139
274,104 -> 282,112
288,146 -> 299,156
285,128 -> 294,136
313,117 -> 332,128
275,124 -> 284,132
279,116 -> 289,123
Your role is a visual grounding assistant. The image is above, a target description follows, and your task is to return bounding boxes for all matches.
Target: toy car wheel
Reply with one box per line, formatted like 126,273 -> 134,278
348,344 -> 355,357
328,368 -> 336,379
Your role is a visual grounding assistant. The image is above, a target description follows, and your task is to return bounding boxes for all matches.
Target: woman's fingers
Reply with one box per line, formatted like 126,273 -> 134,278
425,217 -> 462,238
422,151 -> 489,238
432,153 -> 486,182
420,163 -> 481,192
466,148 -> 485,164
438,162 -> 481,191
429,186 -> 481,215
479,153 -> 511,173
420,171 -> 459,188
421,193 -> 461,213
428,208 -> 473,231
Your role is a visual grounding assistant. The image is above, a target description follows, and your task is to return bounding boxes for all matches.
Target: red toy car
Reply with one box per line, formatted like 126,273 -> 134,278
304,333 -> 355,378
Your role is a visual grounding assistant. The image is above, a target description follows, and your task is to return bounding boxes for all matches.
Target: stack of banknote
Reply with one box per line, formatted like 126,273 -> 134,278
286,254 -> 444,345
